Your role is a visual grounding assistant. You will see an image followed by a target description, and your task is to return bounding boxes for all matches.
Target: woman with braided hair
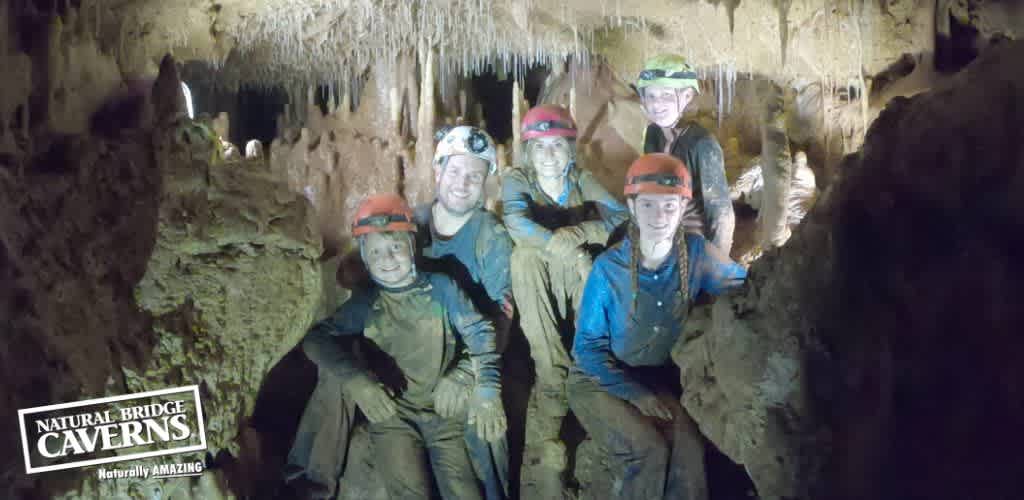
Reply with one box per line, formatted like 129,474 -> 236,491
568,153 -> 747,500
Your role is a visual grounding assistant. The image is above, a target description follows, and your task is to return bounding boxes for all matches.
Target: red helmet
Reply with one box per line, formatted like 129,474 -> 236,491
623,153 -> 692,198
352,193 -> 417,236
521,105 -> 577,141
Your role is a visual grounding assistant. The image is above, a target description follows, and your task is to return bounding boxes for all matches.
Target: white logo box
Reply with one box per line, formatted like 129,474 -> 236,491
18,385 -> 208,474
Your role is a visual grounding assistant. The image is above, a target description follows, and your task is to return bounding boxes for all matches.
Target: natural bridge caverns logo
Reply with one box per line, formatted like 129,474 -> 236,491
18,386 -> 207,475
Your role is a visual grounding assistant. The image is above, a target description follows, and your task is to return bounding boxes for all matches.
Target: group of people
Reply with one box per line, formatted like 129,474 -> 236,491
289,54 -> 748,500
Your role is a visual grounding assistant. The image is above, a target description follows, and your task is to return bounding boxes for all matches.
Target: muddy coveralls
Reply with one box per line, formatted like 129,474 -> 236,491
501,164 -> 629,479
568,234 -> 746,500
644,123 -> 736,255
414,203 -> 515,499
303,272 -> 502,500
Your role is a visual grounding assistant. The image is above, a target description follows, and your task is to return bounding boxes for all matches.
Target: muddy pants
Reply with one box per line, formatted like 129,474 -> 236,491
511,245 -> 588,497
369,404 -> 483,500
510,245 -> 588,419
286,371 -> 355,496
568,368 -> 708,500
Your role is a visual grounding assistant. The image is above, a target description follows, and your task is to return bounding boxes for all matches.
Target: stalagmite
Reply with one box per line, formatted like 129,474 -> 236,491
758,80 -> 793,248
459,88 -> 467,119
569,85 -> 577,123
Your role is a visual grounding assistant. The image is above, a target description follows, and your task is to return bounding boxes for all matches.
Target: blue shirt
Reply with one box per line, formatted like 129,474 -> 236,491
572,234 -> 746,400
413,204 -> 513,318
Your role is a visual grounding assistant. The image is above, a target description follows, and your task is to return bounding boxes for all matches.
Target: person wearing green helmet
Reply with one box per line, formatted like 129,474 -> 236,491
638,54 -> 736,255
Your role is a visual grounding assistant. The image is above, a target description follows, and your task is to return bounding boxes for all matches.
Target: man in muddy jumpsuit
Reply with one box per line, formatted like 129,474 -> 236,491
502,104 -> 629,497
301,194 -> 507,500
569,154 -> 747,499
639,54 -> 736,255
413,125 -> 515,499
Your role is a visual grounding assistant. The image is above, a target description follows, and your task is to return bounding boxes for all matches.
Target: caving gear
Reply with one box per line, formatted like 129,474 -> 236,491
434,125 -> 499,174
636,54 -> 701,94
521,105 -> 578,141
344,374 -> 397,424
352,193 -> 417,236
624,153 -> 693,198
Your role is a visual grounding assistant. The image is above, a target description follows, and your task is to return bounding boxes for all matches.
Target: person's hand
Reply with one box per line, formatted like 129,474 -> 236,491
573,250 -> 593,283
345,376 -> 397,424
630,393 -> 674,421
468,387 -> 507,443
434,373 -> 472,419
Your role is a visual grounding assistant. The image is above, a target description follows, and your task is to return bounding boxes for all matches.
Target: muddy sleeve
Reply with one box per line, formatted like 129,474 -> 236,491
578,169 -> 630,237
501,169 -> 553,248
694,136 -> 736,255
441,278 -> 502,391
571,261 -> 653,401
477,215 -> 514,306
690,236 -> 747,298
301,288 -> 375,380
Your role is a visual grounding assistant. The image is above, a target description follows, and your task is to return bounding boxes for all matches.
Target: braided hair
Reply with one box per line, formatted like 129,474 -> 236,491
626,215 -> 690,318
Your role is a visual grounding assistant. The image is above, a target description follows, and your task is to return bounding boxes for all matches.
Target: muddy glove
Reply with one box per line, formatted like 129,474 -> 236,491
630,393 -> 674,421
434,369 -> 473,419
544,226 -> 586,258
468,387 -> 507,443
343,374 -> 397,424
577,220 -> 611,246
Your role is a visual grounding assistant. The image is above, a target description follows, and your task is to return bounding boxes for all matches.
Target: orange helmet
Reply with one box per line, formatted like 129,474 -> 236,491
352,193 -> 417,236
623,153 -> 692,198
521,105 -> 577,141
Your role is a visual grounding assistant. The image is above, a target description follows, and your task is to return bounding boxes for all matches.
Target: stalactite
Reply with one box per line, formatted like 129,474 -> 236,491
411,36 -> 436,205
776,0 -> 792,67
341,85 -> 351,120
406,53 -> 419,135
512,78 -> 524,167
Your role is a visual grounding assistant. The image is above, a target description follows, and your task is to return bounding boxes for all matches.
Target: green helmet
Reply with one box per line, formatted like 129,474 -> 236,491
636,54 -> 701,94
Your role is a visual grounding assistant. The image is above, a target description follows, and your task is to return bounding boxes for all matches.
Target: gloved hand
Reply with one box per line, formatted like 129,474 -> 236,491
434,371 -> 473,419
630,393 -> 674,421
544,226 -> 586,258
577,220 -> 611,246
468,387 -> 507,443
344,375 -> 397,424
573,250 -> 593,283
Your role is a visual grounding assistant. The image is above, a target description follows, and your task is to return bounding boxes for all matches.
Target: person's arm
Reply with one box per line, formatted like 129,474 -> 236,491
577,169 -> 630,242
440,277 -> 507,441
301,289 -> 375,380
693,136 -> 736,254
690,235 -> 747,298
476,215 -> 514,313
501,169 -> 553,248
571,262 -> 652,401
441,278 -> 502,391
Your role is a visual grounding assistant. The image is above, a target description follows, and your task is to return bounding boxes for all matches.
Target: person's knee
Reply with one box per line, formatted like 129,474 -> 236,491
511,246 -> 546,277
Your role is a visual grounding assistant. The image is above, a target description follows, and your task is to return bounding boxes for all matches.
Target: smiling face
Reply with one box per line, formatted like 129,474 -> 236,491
360,231 -> 416,288
435,154 -> 488,215
629,193 -> 687,247
526,136 -> 573,179
642,86 -> 696,128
